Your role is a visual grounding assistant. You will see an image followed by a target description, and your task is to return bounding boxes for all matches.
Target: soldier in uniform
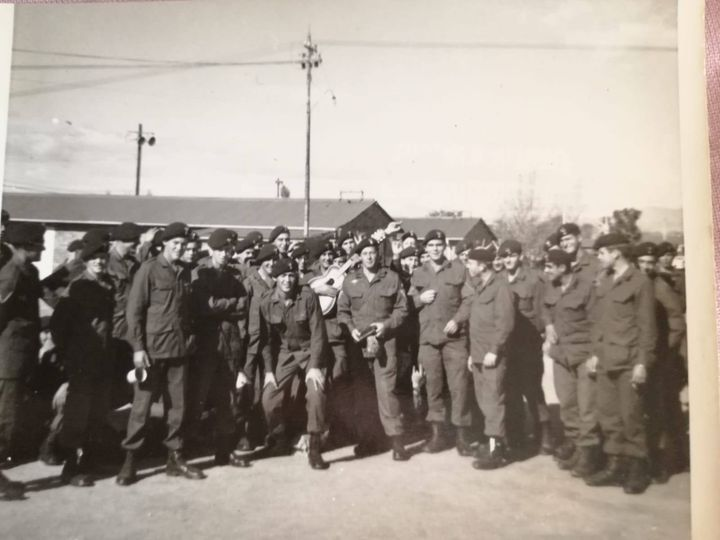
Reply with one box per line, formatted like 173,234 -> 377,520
269,225 -> 291,257
585,233 -> 657,494
0,222 -> 45,498
337,238 -> 410,461
337,231 -> 356,258
557,222 -> 600,284
232,236 -> 257,281
116,222 -> 205,486
463,247 -> 515,470
0,210 -> 11,268
255,258 -> 329,469
498,239 -> 553,455
180,231 -> 202,269
50,239 -> 115,487
409,230 -> 473,455
542,249 -> 602,477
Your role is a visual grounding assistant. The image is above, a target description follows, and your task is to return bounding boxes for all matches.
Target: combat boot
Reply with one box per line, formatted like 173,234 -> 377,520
585,454 -> 627,487
423,422 -> 446,453
539,422 -> 555,455
116,451 -> 137,486
61,450 -> 93,487
472,437 -> 509,470
265,432 -> 292,457
391,435 -> 410,462
215,438 -> 251,468
166,450 -> 206,480
571,445 -> 603,478
623,457 -> 651,495
308,433 -> 329,470
553,438 -> 575,462
0,471 -> 24,499
456,427 -> 474,457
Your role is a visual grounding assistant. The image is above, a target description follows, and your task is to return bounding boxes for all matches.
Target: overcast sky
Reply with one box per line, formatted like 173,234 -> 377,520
3,0 -> 679,222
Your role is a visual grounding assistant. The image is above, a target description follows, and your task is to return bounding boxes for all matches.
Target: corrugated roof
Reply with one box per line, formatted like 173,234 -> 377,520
398,217 -> 489,239
1,192 -> 381,233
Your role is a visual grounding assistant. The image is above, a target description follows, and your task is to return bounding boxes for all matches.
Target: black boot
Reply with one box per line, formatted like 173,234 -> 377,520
472,437 -> 510,470
557,446 -> 580,471
539,422 -> 555,455
166,450 -> 206,480
0,471 -> 24,499
553,438 -> 576,462
456,427 -> 474,457
116,451 -> 137,486
39,430 -> 63,466
571,445 -> 603,478
623,457 -> 651,494
353,441 -> 380,459
61,450 -> 93,487
423,422 -> 446,453
585,454 -> 627,487
391,435 -> 410,462
308,433 -> 329,470
215,438 -> 251,468
266,432 -> 292,458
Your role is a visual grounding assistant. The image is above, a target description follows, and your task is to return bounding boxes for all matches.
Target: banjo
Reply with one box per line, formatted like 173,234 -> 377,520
309,254 -> 361,315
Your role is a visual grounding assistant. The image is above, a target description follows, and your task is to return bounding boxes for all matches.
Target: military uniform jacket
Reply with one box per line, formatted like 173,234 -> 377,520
542,275 -> 593,367
572,250 -> 601,285
0,257 -> 41,379
50,270 -> 115,377
653,275 -> 685,354
591,265 -> 657,371
107,248 -> 140,340
257,286 -> 327,380
337,266 -> 408,338
191,263 -> 250,370
244,268 -> 275,369
396,268 -> 419,359
126,254 -> 193,360
410,259 -> 470,346
464,272 -> 515,359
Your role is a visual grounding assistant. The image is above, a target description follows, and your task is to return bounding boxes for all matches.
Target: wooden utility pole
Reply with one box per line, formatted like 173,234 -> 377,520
300,32 -> 322,236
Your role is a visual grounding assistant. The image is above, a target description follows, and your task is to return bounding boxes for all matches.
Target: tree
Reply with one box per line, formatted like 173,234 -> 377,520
609,208 -> 642,242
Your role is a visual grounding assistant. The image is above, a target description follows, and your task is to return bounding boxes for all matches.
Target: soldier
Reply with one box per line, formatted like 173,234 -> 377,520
337,231 -> 356,257
50,239 -> 115,487
116,222 -> 205,486
337,238 -> 409,460
0,222 -> 45,498
498,239 -> 553,455
180,231 -> 202,269
410,230 -> 473,455
232,236 -> 257,280
656,241 -> 686,304
0,210 -> 11,268
401,231 -> 418,250
463,247 -> 515,470
585,233 -> 657,494
291,242 -> 311,280
635,242 -> 687,482
269,225 -> 291,257
256,258 -> 329,470
542,249 -> 601,477
557,222 -> 600,284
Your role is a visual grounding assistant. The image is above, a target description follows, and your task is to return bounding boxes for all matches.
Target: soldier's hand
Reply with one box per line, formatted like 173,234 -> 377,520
133,350 -> 151,369
140,226 -> 161,245
545,324 -> 558,345
542,340 -> 552,355
305,368 -> 325,392
351,328 -> 363,342
585,356 -> 598,376
391,238 -> 403,257
366,335 -> 380,356
313,284 -> 338,297
443,319 -> 458,336
411,365 -> 425,389
371,322 -> 385,338
263,373 -> 277,389
483,352 -> 497,368
384,221 -> 403,236
631,364 -> 647,389
467,356 -> 473,372
236,372 -> 248,389
419,289 -> 437,305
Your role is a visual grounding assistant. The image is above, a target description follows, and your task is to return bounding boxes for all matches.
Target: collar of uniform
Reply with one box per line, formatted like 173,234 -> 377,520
426,258 -> 452,273
271,286 -> 298,305
157,253 -> 171,268
612,264 -> 636,284
507,266 -> 528,283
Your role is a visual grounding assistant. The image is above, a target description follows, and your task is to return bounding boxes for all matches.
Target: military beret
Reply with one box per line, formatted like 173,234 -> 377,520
313,241 -> 335,258
245,230 -> 264,245
255,243 -> 278,264
83,228 -> 111,245
399,246 -> 421,260
401,231 -> 418,242
544,232 -> 562,252
545,250 -> 574,267
424,229 -> 446,244
235,237 -> 256,253
634,242 -> 658,258
151,229 -> 164,247
67,239 -> 84,253
269,225 -> 290,243
656,241 -> 676,257
291,242 -> 310,259
5,222 -> 46,246
186,231 -> 200,243
112,222 -> 141,242
338,230 -> 355,244
208,228 -> 237,250
162,222 -> 190,241
593,233 -> 630,250
80,239 -> 109,262
271,257 -> 298,278
498,239 -> 522,256
467,247 -> 496,264
354,237 -> 379,255
1,209 -> 9,225
334,249 -> 347,260
558,223 -> 581,238
454,241 -> 468,255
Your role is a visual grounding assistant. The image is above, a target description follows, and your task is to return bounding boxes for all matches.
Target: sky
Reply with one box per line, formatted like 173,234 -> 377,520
2,0 -> 680,223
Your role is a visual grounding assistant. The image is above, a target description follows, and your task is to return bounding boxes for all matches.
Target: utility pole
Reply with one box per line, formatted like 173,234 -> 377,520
275,177 -> 283,198
131,123 -> 156,196
300,32 -> 322,237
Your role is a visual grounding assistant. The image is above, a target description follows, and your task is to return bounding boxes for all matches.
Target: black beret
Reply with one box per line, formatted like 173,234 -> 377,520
269,225 -> 290,243
635,242 -> 658,258
235,237 -> 256,253
5,222 -> 45,246
152,229 -> 164,246
187,231 -> 200,243
162,222 -> 190,241
354,237 -> 379,255
467,247 -> 496,264
558,223 -> 581,238
593,233 -> 630,250
498,239 -> 522,256
208,228 -> 237,250
424,229 -> 446,244
399,246 -> 421,259
338,231 -> 355,244
656,241 -> 676,257
401,231 -> 418,242
83,228 -> 111,245
1,209 -> 9,225
291,242 -> 310,259
255,243 -> 278,264
112,222 -> 141,242
67,239 -> 84,253
545,250 -> 574,267
544,232 -> 562,252
81,239 -> 109,262
271,257 -> 298,278
313,241 -> 335,259
334,248 -> 347,260
454,241 -> 468,254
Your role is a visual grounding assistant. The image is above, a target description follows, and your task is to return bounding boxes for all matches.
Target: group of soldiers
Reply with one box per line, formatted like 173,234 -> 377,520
0,209 -> 687,499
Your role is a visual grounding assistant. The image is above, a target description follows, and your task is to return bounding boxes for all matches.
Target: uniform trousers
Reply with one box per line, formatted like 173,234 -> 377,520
471,357 -> 507,438
187,354 -> 235,440
506,339 -> 550,444
122,357 -> 187,452
552,360 -> 600,446
262,365 -> 326,435
419,339 -> 472,427
58,372 -> 111,449
0,379 -> 22,461
596,369 -> 647,458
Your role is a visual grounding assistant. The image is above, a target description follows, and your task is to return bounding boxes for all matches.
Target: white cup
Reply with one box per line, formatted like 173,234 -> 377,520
126,368 -> 148,385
